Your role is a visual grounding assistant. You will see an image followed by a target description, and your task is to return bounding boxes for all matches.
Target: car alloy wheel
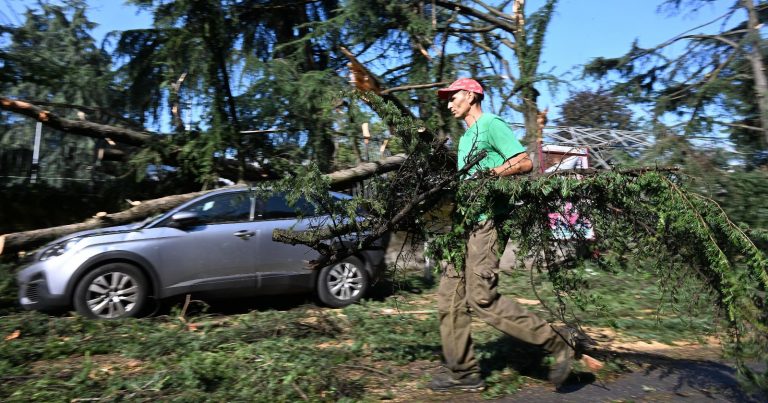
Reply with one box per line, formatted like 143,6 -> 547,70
73,263 -> 148,319
317,256 -> 369,308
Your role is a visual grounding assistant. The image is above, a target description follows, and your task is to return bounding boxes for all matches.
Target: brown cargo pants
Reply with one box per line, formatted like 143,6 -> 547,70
437,220 -> 567,375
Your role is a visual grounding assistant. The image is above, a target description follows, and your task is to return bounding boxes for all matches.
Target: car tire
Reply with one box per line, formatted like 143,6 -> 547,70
317,256 -> 369,308
73,263 -> 149,319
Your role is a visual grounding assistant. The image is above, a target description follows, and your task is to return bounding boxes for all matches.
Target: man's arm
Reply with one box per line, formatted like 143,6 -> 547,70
490,152 -> 533,177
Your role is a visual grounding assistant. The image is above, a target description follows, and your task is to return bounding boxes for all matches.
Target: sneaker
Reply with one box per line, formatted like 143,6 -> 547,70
548,345 -> 574,388
555,326 -> 604,373
429,370 -> 486,392
548,329 -> 575,388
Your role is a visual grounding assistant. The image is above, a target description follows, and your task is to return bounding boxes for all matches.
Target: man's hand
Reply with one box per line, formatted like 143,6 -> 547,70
469,169 -> 493,180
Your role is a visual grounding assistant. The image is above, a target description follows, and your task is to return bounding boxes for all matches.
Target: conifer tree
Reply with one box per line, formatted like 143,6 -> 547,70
556,90 -> 636,130
584,0 -> 768,162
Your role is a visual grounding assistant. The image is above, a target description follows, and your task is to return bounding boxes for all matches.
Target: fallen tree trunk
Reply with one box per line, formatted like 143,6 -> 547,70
327,155 -> 407,189
0,154 -> 407,257
0,190 -> 211,257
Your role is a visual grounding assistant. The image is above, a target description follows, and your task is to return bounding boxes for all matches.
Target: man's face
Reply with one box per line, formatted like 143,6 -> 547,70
447,90 -> 473,119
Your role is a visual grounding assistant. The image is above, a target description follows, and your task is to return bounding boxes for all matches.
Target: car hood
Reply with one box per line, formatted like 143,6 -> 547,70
45,223 -> 141,245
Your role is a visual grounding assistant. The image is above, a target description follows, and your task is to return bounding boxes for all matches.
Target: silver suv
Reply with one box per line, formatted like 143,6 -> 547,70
16,187 -> 385,319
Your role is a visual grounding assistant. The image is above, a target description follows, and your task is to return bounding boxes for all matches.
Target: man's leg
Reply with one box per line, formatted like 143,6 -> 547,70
464,220 -> 574,386
431,262 -> 485,391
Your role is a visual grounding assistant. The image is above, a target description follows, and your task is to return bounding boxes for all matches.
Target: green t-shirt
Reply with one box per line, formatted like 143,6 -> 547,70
456,113 -> 526,221
457,113 -> 526,175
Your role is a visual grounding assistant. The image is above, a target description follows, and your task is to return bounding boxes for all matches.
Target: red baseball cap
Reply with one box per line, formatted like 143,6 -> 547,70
437,78 -> 484,100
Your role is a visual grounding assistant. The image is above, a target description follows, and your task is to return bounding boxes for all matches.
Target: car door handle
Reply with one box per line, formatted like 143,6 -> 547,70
233,230 -> 256,239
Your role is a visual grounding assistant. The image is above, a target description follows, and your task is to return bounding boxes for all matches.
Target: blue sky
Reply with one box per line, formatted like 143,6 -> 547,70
537,0 -> 733,112
3,0 -> 735,119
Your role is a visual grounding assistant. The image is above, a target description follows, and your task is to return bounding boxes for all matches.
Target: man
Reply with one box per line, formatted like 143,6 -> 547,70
429,78 -> 575,392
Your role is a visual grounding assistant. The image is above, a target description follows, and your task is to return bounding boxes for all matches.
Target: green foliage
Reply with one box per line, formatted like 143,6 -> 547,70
0,0 -> 137,192
0,262 -> 17,315
3,0 -> 571,189
0,308 -> 356,401
711,169 -> 768,231
3,0 -> 768,396
0,278 -> 440,402
426,168 -> 767,390
344,301 -> 441,363
0,0 -> 113,104
501,260 -> 719,343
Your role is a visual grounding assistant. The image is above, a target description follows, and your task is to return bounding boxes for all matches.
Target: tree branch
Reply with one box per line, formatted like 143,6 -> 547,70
433,0 -> 517,34
1,96 -> 155,147
18,99 -> 147,131
327,153 -> 407,189
380,82 -> 450,95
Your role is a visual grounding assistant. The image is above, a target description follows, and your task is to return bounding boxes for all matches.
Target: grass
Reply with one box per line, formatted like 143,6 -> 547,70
497,261 -> 722,344
0,259 -> 730,402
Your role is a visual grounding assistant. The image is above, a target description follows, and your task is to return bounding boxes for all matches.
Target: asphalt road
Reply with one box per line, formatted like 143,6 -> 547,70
492,353 -> 766,403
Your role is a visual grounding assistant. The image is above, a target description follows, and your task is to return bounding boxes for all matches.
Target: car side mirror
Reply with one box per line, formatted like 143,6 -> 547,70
169,211 -> 201,228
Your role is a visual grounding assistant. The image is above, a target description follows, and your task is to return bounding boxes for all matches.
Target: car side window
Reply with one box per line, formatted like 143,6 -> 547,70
258,194 -> 316,220
181,192 -> 253,225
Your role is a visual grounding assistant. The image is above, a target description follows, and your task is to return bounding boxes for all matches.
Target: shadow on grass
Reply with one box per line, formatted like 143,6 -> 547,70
366,270 -> 435,302
149,292 -> 316,317
477,334 -> 599,392
154,269 -> 437,317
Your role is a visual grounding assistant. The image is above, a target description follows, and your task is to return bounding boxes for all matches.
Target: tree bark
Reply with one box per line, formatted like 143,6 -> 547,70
741,0 -> 768,146
326,154 -> 407,188
341,47 -> 416,120
0,154 -> 407,257
170,72 -> 188,132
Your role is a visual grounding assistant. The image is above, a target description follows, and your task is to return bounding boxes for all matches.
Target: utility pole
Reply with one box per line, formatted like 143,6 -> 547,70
30,122 -> 42,183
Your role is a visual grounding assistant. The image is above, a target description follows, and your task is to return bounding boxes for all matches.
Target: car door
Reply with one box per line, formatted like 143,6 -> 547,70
250,194 -> 323,291
150,190 -> 263,294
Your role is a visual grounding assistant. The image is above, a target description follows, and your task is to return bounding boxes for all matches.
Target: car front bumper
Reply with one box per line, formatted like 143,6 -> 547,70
17,267 -> 70,312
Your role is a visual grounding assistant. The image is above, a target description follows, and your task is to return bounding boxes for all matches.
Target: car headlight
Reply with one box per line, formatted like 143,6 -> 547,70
39,238 -> 82,261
